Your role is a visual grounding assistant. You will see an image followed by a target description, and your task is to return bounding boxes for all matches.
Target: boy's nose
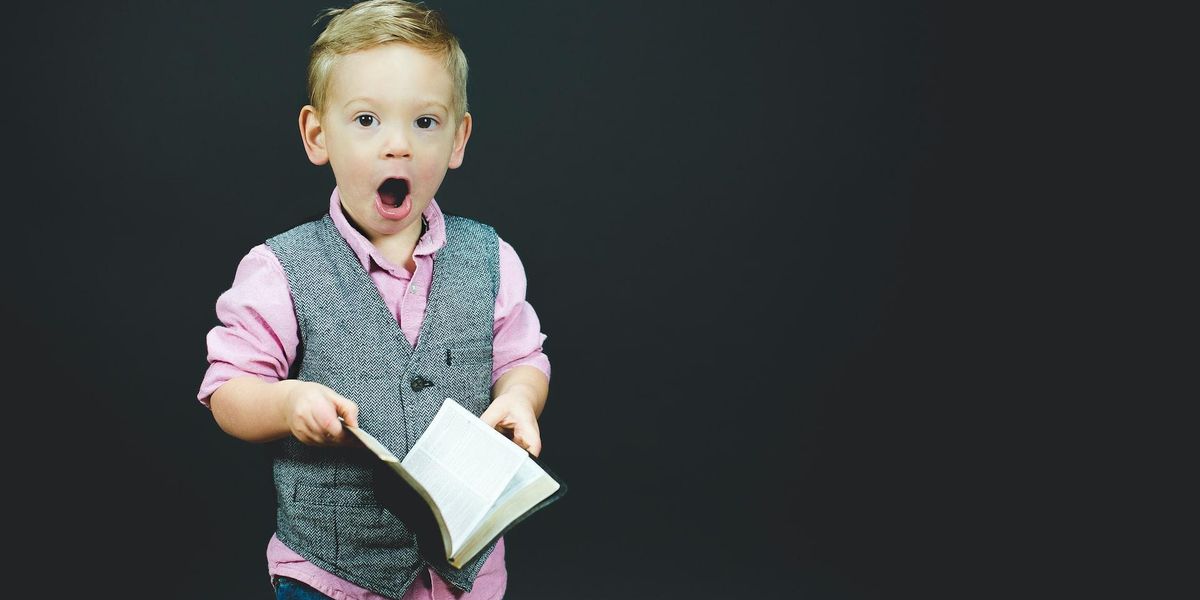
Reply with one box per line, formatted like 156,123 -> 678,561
382,128 -> 412,159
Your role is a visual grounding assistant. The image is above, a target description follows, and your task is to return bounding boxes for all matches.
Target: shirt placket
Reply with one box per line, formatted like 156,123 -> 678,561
398,255 -> 430,348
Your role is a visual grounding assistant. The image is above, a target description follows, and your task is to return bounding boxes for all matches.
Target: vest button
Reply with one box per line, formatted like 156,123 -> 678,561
410,376 -> 434,392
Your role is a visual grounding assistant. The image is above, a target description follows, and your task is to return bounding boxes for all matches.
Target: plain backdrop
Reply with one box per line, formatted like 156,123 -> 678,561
5,1 -> 1138,598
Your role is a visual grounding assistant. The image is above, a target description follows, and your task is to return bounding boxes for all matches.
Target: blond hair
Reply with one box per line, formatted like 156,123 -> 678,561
307,0 -> 469,121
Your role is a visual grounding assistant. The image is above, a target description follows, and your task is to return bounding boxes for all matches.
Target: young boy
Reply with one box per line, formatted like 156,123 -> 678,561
197,2 -> 550,598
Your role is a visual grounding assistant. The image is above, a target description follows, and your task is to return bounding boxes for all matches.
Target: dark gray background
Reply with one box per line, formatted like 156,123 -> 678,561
4,1 -> 1132,598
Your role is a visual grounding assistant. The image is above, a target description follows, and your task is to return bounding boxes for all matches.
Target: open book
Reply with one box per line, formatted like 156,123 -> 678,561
343,398 -> 565,568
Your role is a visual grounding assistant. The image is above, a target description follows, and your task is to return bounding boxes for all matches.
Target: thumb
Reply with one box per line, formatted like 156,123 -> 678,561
479,401 -> 503,428
327,392 -> 360,428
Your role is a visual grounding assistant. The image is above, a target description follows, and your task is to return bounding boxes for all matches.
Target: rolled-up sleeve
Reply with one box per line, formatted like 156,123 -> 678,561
197,245 -> 300,407
492,238 -> 551,386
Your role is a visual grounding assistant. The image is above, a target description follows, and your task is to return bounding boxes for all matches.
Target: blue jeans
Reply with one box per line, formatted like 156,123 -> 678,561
274,576 -> 333,600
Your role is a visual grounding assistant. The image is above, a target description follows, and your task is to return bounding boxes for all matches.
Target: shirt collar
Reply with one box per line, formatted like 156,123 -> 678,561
327,187 -> 447,274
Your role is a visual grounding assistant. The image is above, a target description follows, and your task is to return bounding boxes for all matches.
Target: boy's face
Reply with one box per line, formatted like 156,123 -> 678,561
299,43 -> 471,245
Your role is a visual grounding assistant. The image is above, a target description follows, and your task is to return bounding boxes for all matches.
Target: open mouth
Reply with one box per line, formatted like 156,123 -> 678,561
378,177 -> 410,207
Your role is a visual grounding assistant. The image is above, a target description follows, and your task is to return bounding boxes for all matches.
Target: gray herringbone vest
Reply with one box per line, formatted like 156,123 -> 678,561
265,213 -> 499,599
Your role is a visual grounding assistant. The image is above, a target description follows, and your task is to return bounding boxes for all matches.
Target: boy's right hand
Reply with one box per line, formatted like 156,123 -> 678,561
282,381 -> 360,446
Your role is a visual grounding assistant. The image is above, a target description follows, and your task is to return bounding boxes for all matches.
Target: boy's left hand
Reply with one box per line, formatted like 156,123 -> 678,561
480,392 -> 541,457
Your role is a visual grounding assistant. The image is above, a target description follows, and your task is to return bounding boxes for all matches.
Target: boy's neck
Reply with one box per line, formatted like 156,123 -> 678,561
341,206 -> 428,273
371,216 -> 428,273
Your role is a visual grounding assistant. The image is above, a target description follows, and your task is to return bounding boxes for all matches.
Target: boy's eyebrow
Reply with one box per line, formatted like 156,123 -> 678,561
342,96 -> 450,114
418,100 -> 451,114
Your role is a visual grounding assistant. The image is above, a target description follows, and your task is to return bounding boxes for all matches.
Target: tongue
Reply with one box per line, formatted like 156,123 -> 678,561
379,179 -> 408,207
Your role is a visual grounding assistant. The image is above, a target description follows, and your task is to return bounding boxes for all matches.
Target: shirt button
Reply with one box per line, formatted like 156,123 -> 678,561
409,283 -> 418,294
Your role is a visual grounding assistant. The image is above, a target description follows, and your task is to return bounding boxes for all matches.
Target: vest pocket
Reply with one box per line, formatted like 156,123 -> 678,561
443,346 -> 493,416
446,345 -> 490,366
292,483 -> 419,569
294,483 -> 378,507
302,317 -> 390,378
288,483 -> 376,566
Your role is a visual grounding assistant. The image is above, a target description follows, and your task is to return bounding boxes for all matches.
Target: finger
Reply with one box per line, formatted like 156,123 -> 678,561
478,403 -> 503,427
302,412 -> 339,446
296,414 -> 329,446
315,418 -> 344,446
512,432 -> 540,456
306,394 -> 346,439
512,419 -> 542,457
316,408 -> 344,439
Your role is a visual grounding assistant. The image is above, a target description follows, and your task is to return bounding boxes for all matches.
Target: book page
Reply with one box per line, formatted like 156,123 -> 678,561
400,399 -> 527,553
452,455 -> 559,567
492,458 -> 547,509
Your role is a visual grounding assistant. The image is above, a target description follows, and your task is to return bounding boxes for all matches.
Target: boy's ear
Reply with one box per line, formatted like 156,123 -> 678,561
299,105 -> 328,165
448,112 -> 472,170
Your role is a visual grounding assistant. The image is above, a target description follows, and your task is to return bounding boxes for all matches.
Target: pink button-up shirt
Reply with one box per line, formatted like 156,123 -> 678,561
199,188 -> 549,600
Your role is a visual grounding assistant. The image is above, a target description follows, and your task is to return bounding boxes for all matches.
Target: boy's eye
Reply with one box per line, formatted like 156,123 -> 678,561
415,116 -> 437,129
355,115 -> 376,127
